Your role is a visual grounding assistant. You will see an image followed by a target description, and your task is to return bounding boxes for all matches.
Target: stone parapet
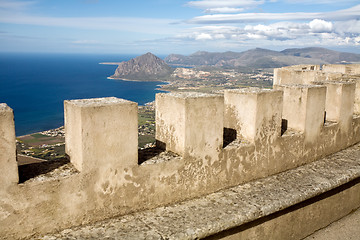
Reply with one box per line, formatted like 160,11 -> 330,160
224,88 -> 282,143
322,64 -> 360,75
64,97 -> 138,172
156,92 -> 224,159
274,84 -> 326,144
0,103 -> 18,190
312,81 -> 355,134
1,64 -> 360,239
274,68 -> 322,85
274,63 -> 360,134
38,143 -> 360,240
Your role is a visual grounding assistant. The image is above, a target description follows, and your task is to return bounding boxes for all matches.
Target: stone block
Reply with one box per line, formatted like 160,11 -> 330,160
274,85 -> 326,143
313,81 -> 355,133
224,88 -> 283,143
322,64 -> 347,74
354,79 -> 360,115
322,64 -> 360,75
274,69 -> 320,86
347,64 -> 360,75
65,97 -> 138,172
273,68 -> 293,86
0,104 -> 18,188
155,92 -> 224,159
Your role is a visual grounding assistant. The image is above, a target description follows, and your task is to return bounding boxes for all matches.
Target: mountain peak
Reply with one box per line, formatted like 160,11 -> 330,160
111,53 -> 174,81
190,51 -> 209,56
135,52 -> 160,60
143,52 -> 157,57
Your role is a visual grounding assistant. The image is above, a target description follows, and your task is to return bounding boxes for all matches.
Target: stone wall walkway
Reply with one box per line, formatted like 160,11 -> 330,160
37,143 -> 360,240
304,207 -> 360,240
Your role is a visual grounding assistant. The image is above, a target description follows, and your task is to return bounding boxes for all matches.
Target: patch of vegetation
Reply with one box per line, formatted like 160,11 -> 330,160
30,133 -> 52,139
138,105 -> 155,148
139,135 -> 155,148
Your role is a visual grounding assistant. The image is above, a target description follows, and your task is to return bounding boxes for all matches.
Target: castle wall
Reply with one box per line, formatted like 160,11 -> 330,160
65,97 -> 138,172
273,69 -> 322,85
224,88 -> 282,143
322,64 -> 360,75
274,64 -> 360,115
274,85 -> 326,144
313,82 -> 355,133
155,92 -> 224,159
0,104 -> 18,190
0,64 -> 360,239
355,79 -> 360,114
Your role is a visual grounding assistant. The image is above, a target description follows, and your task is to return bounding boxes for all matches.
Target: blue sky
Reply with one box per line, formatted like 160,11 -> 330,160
0,0 -> 359,54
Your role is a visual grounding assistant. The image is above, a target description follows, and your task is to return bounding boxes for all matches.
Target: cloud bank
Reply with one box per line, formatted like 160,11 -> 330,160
179,19 -> 360,47
182,1 -> 360,48
187,0 -> 264,13
1,0 -> 359,53
188,4 -> 360,24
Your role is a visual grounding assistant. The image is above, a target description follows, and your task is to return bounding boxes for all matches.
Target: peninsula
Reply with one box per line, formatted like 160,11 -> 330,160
109,52 -> 174,81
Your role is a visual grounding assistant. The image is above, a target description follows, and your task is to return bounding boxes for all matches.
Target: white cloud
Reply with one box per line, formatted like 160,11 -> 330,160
334,20 -> 360,34
187,0 -> 263,13
178,18 -> 360,48
195,33 -> 213,40
205,7 -> 245,13
188,4 -> 360,23
246,33 -> 267,39
182,0 -> 360,49
309,19 -> 333,33
187,0 -> 264,8
72,40 -> 99,44
355,36 -> 360,45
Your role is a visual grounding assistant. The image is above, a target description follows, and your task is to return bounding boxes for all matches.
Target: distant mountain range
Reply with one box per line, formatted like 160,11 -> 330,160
111,52 -> 174,81
164,47 -> 360,68
109,48 -> 360,81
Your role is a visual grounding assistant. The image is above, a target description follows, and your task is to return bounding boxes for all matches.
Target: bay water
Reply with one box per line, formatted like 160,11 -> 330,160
0,53 -> 165,136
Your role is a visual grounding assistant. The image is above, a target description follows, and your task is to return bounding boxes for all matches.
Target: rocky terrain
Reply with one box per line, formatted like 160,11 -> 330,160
111,52 -> 174,81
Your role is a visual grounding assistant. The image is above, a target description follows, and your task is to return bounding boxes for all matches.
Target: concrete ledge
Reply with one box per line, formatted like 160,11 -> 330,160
39,143 -> 360,240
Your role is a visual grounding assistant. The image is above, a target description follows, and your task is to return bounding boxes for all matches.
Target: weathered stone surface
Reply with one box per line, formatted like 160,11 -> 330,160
38,143 -> 360,240
0,103 -> 18,189
322,64 -> 360,75
224,88 -> 283,143
156,92 -> 224,159
304,207 -> 360,240
40,214 -> 162,240
312,81 -> 355,134
2,64 -> 360,239
64,97 -> 138,172
274,84 -> 326,144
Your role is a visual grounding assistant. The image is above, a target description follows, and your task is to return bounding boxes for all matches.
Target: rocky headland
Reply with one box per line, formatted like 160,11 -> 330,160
110,52 -> 174,81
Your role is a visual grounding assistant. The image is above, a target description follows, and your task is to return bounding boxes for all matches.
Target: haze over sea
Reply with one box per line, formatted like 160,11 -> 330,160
0,53 -> 165,136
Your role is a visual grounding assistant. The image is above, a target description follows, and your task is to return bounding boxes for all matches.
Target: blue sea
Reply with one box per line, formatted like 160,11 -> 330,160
0,53 -> 165,136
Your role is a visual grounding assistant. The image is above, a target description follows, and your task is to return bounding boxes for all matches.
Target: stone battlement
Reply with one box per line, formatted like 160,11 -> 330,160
1,64 -> 360,239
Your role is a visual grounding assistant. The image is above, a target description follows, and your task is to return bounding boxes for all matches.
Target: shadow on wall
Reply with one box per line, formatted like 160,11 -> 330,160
18,157 -> 70,183
223,128 -> 237,148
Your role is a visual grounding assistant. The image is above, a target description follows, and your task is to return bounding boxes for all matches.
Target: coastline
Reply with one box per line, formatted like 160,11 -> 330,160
108,77 -> 172,93
99,62 -> 122,65
108,77 -> 174,93
107,76 -> 170,84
